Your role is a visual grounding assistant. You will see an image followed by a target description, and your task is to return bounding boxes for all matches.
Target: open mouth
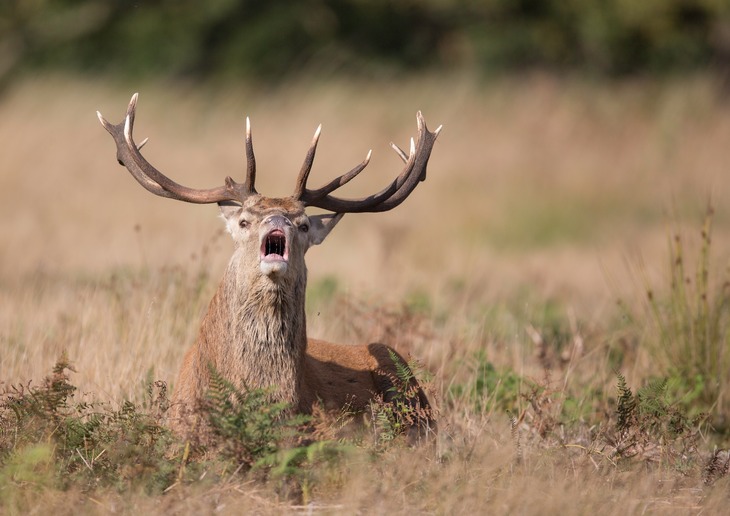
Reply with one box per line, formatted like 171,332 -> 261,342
261,229 -> 287,262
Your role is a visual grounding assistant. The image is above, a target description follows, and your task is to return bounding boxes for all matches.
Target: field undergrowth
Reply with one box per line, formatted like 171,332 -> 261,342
3,74 -> 730,513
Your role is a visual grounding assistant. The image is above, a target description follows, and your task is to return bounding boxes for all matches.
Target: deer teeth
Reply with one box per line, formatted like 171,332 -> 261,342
263,230 -> 287,260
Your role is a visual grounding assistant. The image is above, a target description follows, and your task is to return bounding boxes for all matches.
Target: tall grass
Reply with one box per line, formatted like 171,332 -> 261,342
3,74 -> 730,512
637,205 -> 730,418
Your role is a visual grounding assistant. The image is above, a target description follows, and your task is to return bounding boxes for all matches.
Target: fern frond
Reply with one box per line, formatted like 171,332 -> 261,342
637,378 -> 668,418
616,372 -> 636,433
201,366 -> 309,469
387,349 -> 415,385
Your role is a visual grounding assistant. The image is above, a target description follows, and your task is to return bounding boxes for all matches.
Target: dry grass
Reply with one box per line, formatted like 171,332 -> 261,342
3,72 -> 730,512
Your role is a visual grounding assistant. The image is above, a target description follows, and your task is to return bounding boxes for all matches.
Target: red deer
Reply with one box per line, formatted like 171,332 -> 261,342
97,94 -> 441,436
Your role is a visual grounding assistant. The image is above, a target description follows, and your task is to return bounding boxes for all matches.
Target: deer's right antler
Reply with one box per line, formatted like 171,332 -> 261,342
97,93 -> 257,204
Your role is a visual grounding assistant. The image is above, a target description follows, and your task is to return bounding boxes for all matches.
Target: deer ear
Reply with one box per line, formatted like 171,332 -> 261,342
308,213 -> 344,246
218,201 -> 243,233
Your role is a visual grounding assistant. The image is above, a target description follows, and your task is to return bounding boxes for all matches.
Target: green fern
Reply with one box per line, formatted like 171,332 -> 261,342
616,372 -> 636,434
367,350 -> 433,443
637,378 -> 669,420
1,356 -> 174,494
203,365 -> 309,468
612,372 -> 707,468
372,401 -> 400,445
387,349 -> 415,386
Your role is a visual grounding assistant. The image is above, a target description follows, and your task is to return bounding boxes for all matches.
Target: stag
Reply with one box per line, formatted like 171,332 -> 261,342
97,94 -> 441,435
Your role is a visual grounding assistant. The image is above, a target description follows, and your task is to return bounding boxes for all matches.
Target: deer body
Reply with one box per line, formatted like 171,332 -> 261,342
97,95 -> 440,433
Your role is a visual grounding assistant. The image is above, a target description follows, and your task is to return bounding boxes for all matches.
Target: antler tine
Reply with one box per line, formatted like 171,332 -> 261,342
244,117 -> 257,193
293,124 -> 322,199
98,93 -> 254,204
298,111 -> 441,213
304,150 -> 372,199
97,106 -> 178,199
390,142 -> 408,163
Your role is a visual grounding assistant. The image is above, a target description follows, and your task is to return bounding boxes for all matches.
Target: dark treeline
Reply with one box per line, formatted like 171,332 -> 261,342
1,0 -> 729,83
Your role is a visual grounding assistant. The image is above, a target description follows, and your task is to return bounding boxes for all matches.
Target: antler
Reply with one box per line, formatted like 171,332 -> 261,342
98,93 -> 442,211
293,112 -> 442,213
96,93 -> 256,204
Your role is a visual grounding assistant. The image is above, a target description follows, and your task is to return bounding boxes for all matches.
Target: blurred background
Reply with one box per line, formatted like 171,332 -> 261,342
3,0 -> 730,399
2,0 -> 730,84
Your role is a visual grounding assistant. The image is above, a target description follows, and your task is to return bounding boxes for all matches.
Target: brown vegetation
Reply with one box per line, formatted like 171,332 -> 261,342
3,73 -> 730,512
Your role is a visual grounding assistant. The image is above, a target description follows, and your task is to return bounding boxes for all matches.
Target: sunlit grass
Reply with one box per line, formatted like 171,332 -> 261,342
3,73 -> 730,511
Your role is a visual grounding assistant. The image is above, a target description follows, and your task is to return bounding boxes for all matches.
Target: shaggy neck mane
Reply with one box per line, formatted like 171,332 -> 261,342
214,257 -> 308,407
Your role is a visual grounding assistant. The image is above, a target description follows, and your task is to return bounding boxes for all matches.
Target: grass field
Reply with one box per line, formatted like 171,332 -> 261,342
3,73 -> 730,513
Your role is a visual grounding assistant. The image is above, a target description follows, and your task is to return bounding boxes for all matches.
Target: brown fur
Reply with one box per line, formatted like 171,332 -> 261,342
169,196 -> 433,434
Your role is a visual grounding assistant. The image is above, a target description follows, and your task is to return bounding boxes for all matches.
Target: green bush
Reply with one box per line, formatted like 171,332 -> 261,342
0,356 -> 175,495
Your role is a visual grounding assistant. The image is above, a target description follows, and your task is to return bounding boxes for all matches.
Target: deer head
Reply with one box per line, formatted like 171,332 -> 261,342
96,94 -> 442,288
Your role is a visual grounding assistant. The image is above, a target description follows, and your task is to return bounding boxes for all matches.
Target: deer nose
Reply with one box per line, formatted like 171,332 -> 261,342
264,215 -> 292,228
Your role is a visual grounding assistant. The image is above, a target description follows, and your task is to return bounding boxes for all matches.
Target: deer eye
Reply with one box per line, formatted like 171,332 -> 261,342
299,224 -> 309,233
239,219 -> 250,229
